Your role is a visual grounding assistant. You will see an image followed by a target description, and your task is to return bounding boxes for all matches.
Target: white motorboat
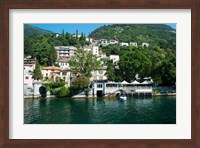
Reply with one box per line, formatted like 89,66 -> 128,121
119,95 -> 127,101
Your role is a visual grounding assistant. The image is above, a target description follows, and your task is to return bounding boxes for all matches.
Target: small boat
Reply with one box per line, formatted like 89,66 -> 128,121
119,95 -> 127,101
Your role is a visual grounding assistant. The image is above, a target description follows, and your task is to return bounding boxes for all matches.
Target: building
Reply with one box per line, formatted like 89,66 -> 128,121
99,39 -> 108,46
72,34 -> 82,38
92,39 -> 99,45
142,42 -> 149,47
92,46 -> 99,56
41,66 -> 71,86
24,58 -> 36,74
98,51 -> 107,59
55,60 -> 69,68
83,44 -> 99,56
55,46 -> 77,59
24,58 -> 37,96
55,33 -> 60,37
92,80 -> 153,97
109,54 -> 119,65
85,37 -> 93,43
109,39 -> 119,45
120,42 -> 129,46
130,42 -> 137,47
41,66 -> 61,80
91,65 -> 107,82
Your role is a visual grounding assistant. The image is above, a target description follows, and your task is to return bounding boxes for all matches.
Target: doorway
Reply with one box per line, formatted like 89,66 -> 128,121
97,90 -> 103,97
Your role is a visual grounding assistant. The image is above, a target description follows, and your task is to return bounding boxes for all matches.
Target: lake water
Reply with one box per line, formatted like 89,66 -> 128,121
24,96 -> 176,124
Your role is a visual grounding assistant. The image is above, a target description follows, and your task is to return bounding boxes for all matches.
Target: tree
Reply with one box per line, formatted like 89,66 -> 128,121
76,29 -> 78,41
106,60 -> 115,81
71,76 -> 90,90
119,50 -> 152,82
69,49 -> 101,77
159,51 -> 176,86
148,46 -> 166,84
32,37 -> 57,66
32,62 -> 43,80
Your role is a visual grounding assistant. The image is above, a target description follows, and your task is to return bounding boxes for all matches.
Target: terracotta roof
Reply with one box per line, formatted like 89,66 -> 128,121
61,67 -> 70,71
24,64 -> 34,66
42,66 -> 61,71
99,51 -> 106,55
56,60 -> 67,62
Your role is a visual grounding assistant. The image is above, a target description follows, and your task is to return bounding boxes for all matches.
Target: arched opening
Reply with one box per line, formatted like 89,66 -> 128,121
39,86 -> 47,97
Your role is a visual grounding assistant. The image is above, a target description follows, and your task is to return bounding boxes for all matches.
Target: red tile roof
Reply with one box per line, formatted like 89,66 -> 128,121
42,66 -> 61,71
56,60 -> 67,62
61,67 -> 70,71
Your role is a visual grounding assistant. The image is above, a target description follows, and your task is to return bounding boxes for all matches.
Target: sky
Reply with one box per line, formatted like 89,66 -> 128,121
31,24 -> 176,36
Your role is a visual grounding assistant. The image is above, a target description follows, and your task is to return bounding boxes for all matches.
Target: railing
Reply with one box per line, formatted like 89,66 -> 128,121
105,86 -> 152,94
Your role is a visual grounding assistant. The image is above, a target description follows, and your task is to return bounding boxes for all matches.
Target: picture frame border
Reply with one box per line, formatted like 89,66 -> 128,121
0,0 -> 200,147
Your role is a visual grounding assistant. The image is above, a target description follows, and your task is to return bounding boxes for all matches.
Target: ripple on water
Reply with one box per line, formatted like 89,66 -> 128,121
24,96 -> 176,124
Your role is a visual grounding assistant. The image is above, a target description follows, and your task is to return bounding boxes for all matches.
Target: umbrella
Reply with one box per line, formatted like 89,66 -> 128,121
121,80 -> 129,84
131,80 -> 140,85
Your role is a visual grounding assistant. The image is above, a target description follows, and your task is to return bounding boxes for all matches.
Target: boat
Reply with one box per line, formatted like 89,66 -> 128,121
119,95 -> 127,101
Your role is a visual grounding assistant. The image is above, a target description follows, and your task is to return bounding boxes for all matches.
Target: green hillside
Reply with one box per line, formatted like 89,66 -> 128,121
24,24 -> 54,36
89,24 -> 176,50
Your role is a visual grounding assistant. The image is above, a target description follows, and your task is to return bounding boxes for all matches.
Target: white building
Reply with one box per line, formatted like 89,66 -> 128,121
24,58 -> 37,96
92,46 -> 99,56
92,81 -> 153,97
72,34 -> 82,38
130,42 -> 137,47
120,42 -> 129,46
109,39 -> 119,45
91,66 -> 107,81
55,33 -> 60,37
55,60 -> 69,68
92,39 -> 99,45
109,54 -> 119,64
142,42 -> 149,47
85,37 -> 93,43
99,39 -> 108,46
84,44 -> 99,56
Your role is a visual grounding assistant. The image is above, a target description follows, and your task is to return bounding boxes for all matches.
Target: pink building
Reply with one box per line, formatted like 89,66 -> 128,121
24,58 -> 37,95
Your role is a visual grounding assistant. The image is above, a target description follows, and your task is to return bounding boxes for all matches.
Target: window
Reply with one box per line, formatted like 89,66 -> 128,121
99,70 -> 103,74
97,84 -> 102,88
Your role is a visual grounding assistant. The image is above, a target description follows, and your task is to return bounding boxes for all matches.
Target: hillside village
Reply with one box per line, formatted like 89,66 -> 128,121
24,24 -> 176,98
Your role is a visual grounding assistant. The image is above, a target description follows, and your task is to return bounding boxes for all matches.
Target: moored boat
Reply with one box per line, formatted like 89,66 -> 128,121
119,95 -> 127,101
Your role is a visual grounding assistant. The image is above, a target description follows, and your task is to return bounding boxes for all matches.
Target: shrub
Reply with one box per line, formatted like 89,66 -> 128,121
58,86 -> 70,97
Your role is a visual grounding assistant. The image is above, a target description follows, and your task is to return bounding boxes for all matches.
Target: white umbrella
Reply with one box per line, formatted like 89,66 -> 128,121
121,80 -> 129,84
141,80 -> 150,85
131,80 -> 140,85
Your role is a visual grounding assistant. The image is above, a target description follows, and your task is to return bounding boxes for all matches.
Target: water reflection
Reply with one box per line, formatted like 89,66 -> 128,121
24,96 -> 176,124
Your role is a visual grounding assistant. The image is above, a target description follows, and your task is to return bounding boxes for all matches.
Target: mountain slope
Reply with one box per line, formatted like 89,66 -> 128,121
89,24 -> 176,50
24,24 -> 54,36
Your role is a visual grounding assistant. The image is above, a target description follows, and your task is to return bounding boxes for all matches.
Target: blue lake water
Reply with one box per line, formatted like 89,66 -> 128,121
24,96 -> 176,124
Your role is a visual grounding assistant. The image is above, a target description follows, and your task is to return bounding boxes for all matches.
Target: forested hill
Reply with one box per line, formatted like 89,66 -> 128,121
24,24 -> 54,37
89,24 -> 176,50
